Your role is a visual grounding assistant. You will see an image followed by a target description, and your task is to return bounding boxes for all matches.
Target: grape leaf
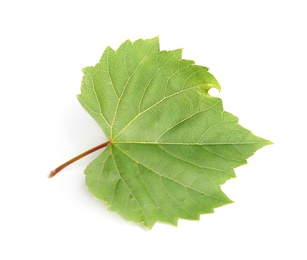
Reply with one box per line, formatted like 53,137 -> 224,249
77,37 -> 271,228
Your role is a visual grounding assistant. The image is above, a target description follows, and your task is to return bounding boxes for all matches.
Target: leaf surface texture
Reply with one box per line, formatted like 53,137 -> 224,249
78,37 -> 270,228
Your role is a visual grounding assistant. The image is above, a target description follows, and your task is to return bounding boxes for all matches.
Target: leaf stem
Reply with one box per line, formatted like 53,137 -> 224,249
49,141 -> 110,178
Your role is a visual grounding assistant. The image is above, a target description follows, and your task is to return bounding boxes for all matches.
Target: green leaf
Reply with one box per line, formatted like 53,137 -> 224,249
78,36 -> 271,228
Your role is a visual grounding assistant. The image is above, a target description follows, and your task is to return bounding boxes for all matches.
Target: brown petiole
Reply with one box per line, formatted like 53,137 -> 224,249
49,141 -> 110,178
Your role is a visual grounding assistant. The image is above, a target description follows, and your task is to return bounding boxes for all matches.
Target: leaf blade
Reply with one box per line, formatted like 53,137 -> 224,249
79,37 -> 271,228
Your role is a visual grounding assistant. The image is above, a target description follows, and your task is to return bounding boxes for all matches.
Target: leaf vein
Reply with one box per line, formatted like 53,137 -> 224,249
114,83 -> 208,139
156,99 -> 221,141
111,38 -> 159,138
110,152 -> 146,221
158,144 -> 233,177
78,96 -> 110,126
137,164 -> 175,224
116,145 -> 230,202
138,51 -> 178,113
106,48 -> 119,99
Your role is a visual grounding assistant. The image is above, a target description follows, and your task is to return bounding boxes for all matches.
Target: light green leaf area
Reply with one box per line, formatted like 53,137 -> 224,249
78,37 -> 271,228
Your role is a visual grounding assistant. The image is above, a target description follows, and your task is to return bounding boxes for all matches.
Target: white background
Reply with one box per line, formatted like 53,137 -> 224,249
1,0 -> 306,259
